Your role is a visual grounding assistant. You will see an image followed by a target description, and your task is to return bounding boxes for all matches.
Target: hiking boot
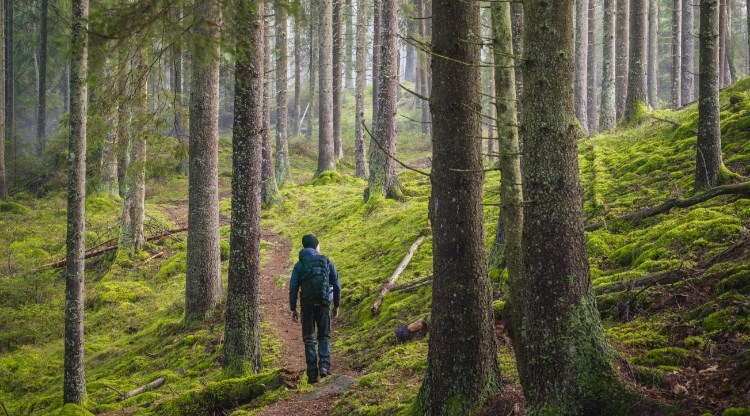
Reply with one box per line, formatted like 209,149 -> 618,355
307,369 -> 319,384
319,367 -> 330,378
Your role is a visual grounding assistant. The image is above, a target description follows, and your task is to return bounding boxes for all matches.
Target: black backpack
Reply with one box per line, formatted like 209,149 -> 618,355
299,255 -> 331,305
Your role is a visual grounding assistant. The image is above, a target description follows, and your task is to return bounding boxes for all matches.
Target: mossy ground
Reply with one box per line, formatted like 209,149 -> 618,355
2,79 -> 750,414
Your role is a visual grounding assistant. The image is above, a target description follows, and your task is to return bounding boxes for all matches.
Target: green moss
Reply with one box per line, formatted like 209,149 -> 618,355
155,253 -> 187,281
0,201 -> 30,215
632,347 -> 697,367
58,404 -> 94,416
717,270 -> 750,294
632,365 -> 668,388
723,408 -> 750,416
309,170 -> 346,186
683,335 -> 709,350
220,239 -> 230,261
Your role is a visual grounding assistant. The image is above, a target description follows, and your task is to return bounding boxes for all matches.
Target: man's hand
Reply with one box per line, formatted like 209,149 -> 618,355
291,310 -> 299,322
332,307 -> 339,319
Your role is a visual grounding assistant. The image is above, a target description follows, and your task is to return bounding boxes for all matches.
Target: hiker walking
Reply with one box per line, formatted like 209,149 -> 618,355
289,234 -> 341,382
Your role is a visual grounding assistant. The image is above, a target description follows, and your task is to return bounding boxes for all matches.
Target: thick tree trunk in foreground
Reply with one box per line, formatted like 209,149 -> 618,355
36,0 -> 48,155
696,0 -> 724,191
647,0 -> 658,108
416,0 -> 500,413
333,0 -> 343,159
186,0 -> 223,321
275,0 -> 292,186
64,0 -> 88,404
262,12 -> 279,207
587,0 -> 598,135
514,0 -> 637,413
488,0 -> 523,290
575,0 -> 589,135
600,0 -> 616,130
317,0 -> 336,174
0,0 -> 7,201
616,0 -> 630,120
354,0 -> 368,178
223,0 -> 264,375
367,0 -> 399,200
672,0 -> 683,109
682,0 -> 695,104
624,0 -> 648,122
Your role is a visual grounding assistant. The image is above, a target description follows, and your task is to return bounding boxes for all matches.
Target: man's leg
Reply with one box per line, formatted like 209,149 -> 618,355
301,303 -> 319,382
316,304 -> 332,376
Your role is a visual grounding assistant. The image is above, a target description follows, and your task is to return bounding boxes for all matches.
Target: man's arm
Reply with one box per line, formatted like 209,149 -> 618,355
329,261 -> 341,308
289,263 -> 300,311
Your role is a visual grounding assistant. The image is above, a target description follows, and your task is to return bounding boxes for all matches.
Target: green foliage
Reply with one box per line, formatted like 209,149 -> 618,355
631,347 -> 698,367
0,201 -> 30,215
723,408 -> 750,416
57,404 -> 95,416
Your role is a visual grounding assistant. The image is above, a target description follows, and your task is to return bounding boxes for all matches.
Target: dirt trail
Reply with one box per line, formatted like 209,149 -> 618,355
257,230 -> 359,416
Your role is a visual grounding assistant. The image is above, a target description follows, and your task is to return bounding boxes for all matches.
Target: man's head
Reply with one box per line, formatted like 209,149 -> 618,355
302,234 -> 319,250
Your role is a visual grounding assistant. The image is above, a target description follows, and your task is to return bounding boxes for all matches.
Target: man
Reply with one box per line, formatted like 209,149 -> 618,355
289,234 -> 341,383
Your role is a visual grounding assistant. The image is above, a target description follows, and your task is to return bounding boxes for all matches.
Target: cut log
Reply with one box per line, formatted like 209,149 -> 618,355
43,226 -> 188,269
586,182 -> 750,232
117,377 -> 166,401
371,235 -> 426,315
394,316 -> 429,342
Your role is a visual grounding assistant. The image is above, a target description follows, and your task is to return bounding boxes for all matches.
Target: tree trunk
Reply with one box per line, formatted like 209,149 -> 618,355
696,0 -> 725,190
0,0 -> 6,202
416,0 -> 431,137
514,1 -> 637,412
294,16 -> 302,134
624,0 -> 648,122
36,0 -> 48,156
354,0 -> 368,178
600,0 -> 616,130
172,9 -> 188,176
98,64 -> 119,198
416,0 -> 500,413
186,0 -> 223,321
616,0 -> 630,119
575,0 -> 589,136
367,0 -> 400,200
647,0 -> 658,108
718,0 -> 726,87
345,0 -> 355,89
119,50 -> 148,253
116,63 -> 131,199
333,0 -> 343,159
372,0 -> 381,130
275,0 -> 292,186
64,0 -> 88,404
223,0 -> 264,375
488,0 -> 522,292
672,0 -> 683,108
587,0 -> 598,135
404,3 -> 416,84
308,0 -> 317,140
62,64 -> 69,114
262,9 -> 280,207
5,0 -> 13,163
682,0 -> 695,104
317,0 -> 336,174
511,2 -> 523,131
747,0 -> 750,75
485,36 -> 497,164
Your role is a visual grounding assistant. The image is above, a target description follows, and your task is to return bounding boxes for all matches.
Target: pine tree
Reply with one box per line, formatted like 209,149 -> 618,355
624,0 -> 648,122
647,0 -> 658,108
317,0 -> 336,174
682,0 -> 695,104
575,0 -> 589,135
354,0 -> 368,178
600,0 -> 617,130
275,0 -> 292,186
616,0 -> 630,119
672,0 -> 683,108
0,0 -> 7,202
36,0 -> 48,156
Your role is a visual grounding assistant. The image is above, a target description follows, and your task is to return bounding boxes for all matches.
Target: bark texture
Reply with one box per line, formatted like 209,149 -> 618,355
600,0 -> 616,130
333,0 -> 343,159
586,0 -> 598,135
696,0 -> 724,191
718,0 -> 726,87
64,0 -> 88,404
647,0 -> 658,108
616,0 -> 630,119
372,0 -> 381,129
317,0 -> 336,174
624,0 -> 648,122
354,0 -> 368,178
515,1 -> 637,412
223,0 -> 264,374
262,11 -> 280,207
672,0 -> 683,108
416,0 -> 431,137
37,0 -> 48,155
416,0 -> 500,413
575,0 -> 589,135
186,0 -> 223,321
275,0 -> 292,186
0,0 -> 6,201
293,12 -> 301,136
682,0 -> 695,104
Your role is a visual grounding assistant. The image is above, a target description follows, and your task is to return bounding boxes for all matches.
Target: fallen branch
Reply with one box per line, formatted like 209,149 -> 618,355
372,236 -> 426,315
649,115 -> 698,136
391,275 -> 433,293
117,377 -> 166,401
43,226 -> 188,269
0,398 -> 10,416
595,238 -> 750,295
394,316 -> 429,342
586,182 -> 750,232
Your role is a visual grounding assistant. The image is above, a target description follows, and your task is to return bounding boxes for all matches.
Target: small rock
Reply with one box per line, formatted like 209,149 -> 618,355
699,365 -> 718,374
672,383 -> 688,395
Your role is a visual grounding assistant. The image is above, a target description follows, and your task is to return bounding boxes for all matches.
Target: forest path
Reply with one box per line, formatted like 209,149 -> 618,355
255,230 -> 359,415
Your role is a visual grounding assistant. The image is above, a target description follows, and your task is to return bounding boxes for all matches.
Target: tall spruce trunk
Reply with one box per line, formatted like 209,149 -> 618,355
344,0 -> 354,89
514,1 -> 638,412
511,2 -> 523,131
262,11 -> 279,207
718,0 -> 726,87
367,0 -> 399,200
333,0 -> 343,159
682,0 -> 695,104
36,0 -> 48,155
696,0 -> 725,190
575,0 -> 589,135
624,0 -> 648,122
416,0 -> 430,136
747,0 -> 750,74
600,0 -> 617,130
488,0 -> 522,290
98,58 -> 119,197
354,0 -> 368,178
647,0 -> 658,108
485,39 -> 497,164
293,13 -> 302,136
64,0 -> 88,404
0,0 -> 6,202
5,0 -> 12,163
308,0 -> 317,140
172,10 -> 188,176
672,0 -> 683,108
372,0 -> 381,129
223,0 -> 264,375
616,0 -> 630,119
587,0 -> 598,135
275,0 -> 292,186
317,0 -> 336,174
416,0 -> 500,413
116,57 -> 131,199
185,0 -> 223,321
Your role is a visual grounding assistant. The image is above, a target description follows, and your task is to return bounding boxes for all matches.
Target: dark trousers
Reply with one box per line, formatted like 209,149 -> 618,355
301,303 -> 331,377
